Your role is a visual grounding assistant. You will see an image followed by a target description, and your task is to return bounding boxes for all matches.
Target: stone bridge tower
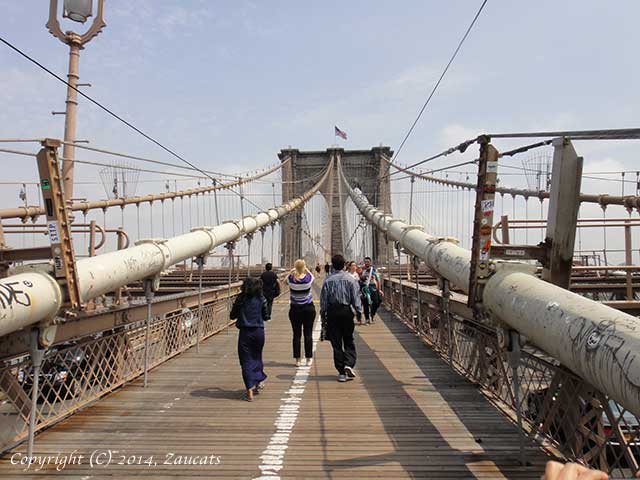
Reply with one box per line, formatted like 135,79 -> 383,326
278,146 -> 392,267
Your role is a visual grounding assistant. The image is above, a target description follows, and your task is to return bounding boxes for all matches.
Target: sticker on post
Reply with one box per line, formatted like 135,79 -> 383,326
47,221 -> 60,243
487,161 -> 498,173
480,199 -> 494,212
479,250 -> 490,261
53,256 -> 63,272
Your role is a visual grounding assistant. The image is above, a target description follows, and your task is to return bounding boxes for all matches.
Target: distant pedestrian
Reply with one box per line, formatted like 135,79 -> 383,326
320,254 -> 362,382
347,261 -> 359,281
287,259 -> 316,367
360,256 -> 383,324
315,263 -> 321,275
347,261 -> 363,325
324,262 -> 330,275
260,263 -> 280,317
230,277 -> 270,402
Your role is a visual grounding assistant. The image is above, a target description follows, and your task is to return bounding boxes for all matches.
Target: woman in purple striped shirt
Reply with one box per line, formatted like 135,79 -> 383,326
287,259 -> 316,367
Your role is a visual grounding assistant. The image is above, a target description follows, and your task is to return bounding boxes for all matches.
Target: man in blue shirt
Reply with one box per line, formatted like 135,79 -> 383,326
320,254 -> 363,382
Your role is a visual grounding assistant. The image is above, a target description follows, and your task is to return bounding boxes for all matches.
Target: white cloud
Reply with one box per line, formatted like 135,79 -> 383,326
439,124 -> 482,148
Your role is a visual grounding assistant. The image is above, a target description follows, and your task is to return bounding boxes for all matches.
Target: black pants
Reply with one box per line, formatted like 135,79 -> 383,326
289,303 -> 316,359
326,305 -> 356,375
362,288 -> 381,321
265,296 -> 274,317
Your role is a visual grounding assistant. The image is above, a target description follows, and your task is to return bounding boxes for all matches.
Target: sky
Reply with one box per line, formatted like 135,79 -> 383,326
1,1 -> 639,261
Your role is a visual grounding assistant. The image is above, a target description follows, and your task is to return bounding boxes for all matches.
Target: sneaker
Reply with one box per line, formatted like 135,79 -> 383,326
337,374 -> 348,382
344,366 -> 357,378
295,359 -> 302,367
305,358 -> 313,367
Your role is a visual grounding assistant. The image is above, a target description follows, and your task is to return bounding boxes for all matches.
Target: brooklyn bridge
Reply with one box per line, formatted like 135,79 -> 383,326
1,1 -> 639,479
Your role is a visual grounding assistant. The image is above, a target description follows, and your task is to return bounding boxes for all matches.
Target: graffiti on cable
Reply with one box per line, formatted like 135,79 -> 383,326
0,280 -> 33,309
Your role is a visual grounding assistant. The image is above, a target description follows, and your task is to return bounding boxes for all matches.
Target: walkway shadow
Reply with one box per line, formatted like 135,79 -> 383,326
315,309 -> 547,478
264,360 -> 295,368
190,387 -> 244,400
320,335 -> 479,477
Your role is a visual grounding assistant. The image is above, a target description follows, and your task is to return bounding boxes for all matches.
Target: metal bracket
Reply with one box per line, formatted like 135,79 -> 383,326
36,139 -> 82,309
194,255 -> 206,269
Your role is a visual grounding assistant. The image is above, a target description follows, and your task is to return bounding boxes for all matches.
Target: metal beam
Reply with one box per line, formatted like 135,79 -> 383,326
542,138 -> 583,288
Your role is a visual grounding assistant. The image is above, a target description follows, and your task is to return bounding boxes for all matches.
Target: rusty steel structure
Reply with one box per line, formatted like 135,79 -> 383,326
340,153 -> 640,418
384,157 -> 640,211
0,160 -> 287,222
0,152 -> 328,337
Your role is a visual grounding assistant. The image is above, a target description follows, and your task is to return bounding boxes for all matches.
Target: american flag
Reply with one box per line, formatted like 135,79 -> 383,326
334,126 -> 347,140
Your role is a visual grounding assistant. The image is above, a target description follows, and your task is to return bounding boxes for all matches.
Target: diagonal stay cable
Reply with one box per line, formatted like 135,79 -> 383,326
0,36 -> 222,185
389,0 -> 488,166
0,35 -> 297,215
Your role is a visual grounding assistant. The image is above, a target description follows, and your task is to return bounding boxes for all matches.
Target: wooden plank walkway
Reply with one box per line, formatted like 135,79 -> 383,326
0,288 -> 551,478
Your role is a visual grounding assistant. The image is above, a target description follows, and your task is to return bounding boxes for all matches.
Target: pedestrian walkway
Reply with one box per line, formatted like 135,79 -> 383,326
0,296 -> 550,479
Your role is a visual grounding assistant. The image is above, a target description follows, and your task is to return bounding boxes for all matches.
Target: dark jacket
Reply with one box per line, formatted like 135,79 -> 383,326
260,270 -> 280,299
230,294 -> 270,328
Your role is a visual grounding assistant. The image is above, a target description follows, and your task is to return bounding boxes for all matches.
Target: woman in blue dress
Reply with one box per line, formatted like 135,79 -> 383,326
230,277 -> 270,401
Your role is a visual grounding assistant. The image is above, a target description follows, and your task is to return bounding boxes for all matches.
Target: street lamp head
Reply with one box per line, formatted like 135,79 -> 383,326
47,0 -> 105,44
63,0 -> 93,23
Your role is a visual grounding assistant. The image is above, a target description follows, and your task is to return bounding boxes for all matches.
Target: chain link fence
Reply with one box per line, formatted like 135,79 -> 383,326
0,284 -> 240,453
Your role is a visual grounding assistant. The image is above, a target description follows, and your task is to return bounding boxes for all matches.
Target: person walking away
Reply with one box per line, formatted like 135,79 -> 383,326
260,263 -> 280,317
320,254 -> 362,382
324,262 -> 331,276
347,261 -> 364,325
230,277 -> 270,401
360,256 -> 383,324
287,259 -> 316,367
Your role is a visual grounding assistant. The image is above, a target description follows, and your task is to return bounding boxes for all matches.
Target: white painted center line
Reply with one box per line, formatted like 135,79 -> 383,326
253,316 -> 322,480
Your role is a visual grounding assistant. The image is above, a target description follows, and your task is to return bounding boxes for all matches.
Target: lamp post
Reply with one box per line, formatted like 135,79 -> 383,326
46,0 -> 106,201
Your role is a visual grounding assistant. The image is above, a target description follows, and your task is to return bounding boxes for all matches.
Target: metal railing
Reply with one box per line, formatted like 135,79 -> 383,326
383,276 -> 640,478
0,283 -> 240,453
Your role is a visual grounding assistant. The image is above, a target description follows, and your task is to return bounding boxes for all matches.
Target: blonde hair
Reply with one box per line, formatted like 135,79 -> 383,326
292,259 -> 307,279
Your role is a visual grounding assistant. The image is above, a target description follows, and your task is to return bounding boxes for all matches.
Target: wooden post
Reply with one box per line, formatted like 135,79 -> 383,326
115,228 -> 126,306
542,138 -> 583,289
500,215 -> 510,244
468,136 -> 499,308
88,219 -> 97,257
0,220 -> 8,278
625,220 -> 633,300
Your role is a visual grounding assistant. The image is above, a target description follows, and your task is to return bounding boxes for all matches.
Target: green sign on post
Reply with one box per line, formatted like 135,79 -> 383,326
41,179 -> 50,190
